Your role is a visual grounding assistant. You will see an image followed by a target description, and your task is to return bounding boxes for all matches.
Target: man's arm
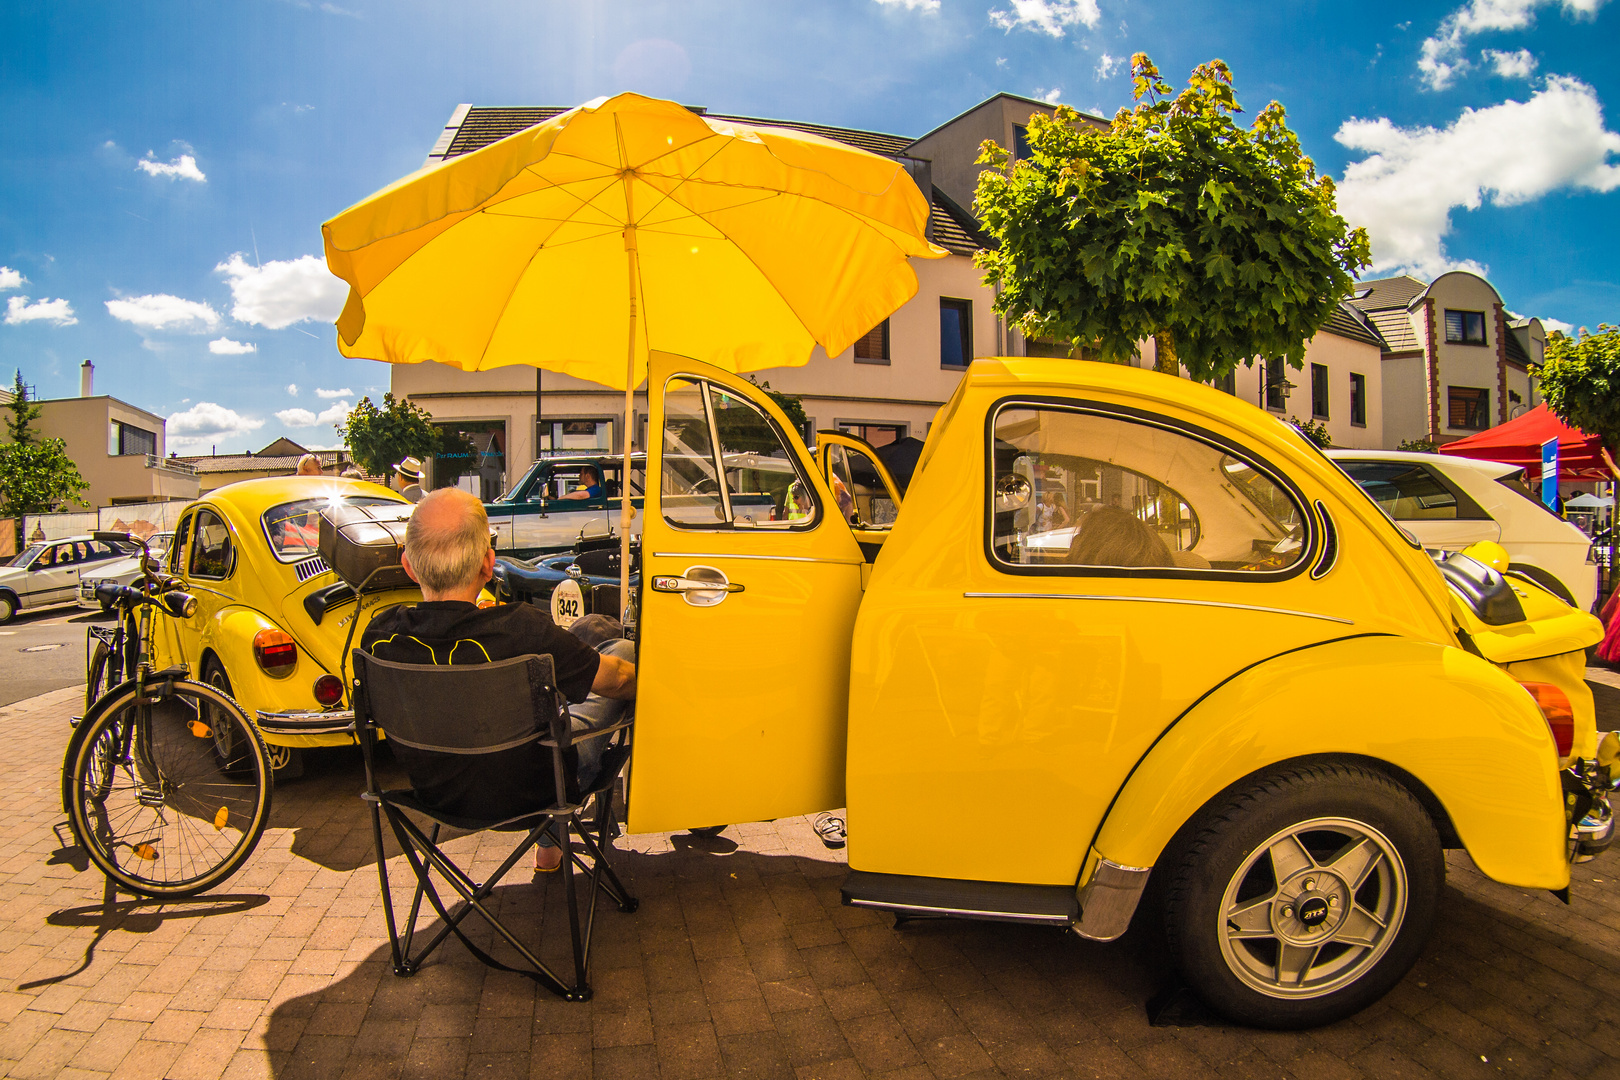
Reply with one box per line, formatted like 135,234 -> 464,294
591,653 -> 636,699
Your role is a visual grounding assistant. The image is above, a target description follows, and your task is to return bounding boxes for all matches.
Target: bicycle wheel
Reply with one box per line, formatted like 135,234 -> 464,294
66,679 -> 272,897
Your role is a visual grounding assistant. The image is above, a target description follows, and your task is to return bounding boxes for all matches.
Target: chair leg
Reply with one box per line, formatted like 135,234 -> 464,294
404,819 -> 549,966
557,816 -> 591,1000
369,802 -> 406,975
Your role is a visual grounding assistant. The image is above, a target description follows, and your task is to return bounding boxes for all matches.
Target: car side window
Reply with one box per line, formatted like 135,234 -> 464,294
189,510 -> 233,580
989,404 -> 1307,575
170,516 -> 192,576
52,544 -> 77,566
661,376 -> 816,529
1337,461 -> 1460,520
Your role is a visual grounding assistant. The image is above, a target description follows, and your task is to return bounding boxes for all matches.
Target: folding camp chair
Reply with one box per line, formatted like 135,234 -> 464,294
352,650 -> 637,1001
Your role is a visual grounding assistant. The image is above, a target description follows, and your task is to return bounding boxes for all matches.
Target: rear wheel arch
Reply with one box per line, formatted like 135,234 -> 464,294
0,589 -> 20,621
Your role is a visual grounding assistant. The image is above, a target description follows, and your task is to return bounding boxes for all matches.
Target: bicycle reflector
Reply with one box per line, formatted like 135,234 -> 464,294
253,629 -> 298,676
312,674 -> 344,707
1520,681 -> 1575,757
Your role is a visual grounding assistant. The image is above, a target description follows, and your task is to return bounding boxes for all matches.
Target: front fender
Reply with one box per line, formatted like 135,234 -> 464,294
1092,635 -> 1569,891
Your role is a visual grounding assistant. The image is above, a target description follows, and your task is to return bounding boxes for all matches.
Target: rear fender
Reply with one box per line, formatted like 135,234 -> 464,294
1091,635 -> 1569,892
207,606 -> 325,722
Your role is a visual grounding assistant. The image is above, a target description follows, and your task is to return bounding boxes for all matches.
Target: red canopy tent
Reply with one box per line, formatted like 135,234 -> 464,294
1442,403 -> 1615,481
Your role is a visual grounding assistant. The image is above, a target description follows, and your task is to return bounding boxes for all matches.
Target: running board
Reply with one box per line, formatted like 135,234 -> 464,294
841,870 -> 1076,927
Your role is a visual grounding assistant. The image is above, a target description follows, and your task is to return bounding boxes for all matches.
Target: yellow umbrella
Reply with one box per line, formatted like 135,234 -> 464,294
323,91 -> 947,617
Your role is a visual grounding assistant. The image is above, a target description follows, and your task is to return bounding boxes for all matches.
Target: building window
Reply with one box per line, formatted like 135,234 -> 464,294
537,418 -> 615,453
1310,363 -> 1329,420
853,319 -> 890,364
1210,371 -> 1236,396
1263,359 -> 1287,412
109,421 -> 157,457
1350,372 -> 1367,428
837,422 -> 907,448
435,421 -> 507,501
1448,386 -> 1490,430
1444,309 -> 1487,345
1012,124 -> 1032,160
940,298 -> 973,369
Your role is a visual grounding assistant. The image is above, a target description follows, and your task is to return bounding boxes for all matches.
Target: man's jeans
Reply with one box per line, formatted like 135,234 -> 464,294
537,637 -> 633,848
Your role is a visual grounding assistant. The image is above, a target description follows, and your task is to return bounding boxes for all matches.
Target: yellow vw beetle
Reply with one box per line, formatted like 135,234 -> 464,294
626,354 -> 1603,1029
148,476 -> 425,776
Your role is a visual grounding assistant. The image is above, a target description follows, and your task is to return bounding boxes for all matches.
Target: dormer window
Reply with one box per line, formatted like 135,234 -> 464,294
1445,310 -> 1487,345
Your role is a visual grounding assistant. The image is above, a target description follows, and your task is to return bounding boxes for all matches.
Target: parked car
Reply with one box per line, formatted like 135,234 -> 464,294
0,535 -> 136,623
486,454 -> 647,558
76,532 -> 175,613
143,476 -> 432,776
1329,449 -> 1599,611
624,355 -> 1602,1028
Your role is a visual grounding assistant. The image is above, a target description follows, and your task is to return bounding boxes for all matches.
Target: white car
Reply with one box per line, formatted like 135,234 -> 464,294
0,535 -> 138,624
76,532 -> 174,612
1329,449 -> 1599,611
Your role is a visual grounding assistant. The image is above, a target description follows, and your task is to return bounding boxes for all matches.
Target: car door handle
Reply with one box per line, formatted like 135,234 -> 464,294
651,575 -> 744,595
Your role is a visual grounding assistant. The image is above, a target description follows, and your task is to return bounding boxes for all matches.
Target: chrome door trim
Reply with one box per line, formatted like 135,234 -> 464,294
651,551 -> 863,566
963,592 -> 1354,625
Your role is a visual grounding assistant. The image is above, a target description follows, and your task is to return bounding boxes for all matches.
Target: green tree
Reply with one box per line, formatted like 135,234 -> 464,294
745,376 -> 810,443
1539,325 -> 1620,579
335,393 -> 443,477
0,372 -> 90,548
973,54 -> 1370,382
1289,417 -> 1332,449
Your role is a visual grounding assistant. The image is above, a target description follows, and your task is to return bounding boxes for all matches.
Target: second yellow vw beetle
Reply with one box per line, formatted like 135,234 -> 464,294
148,476 -> 427,776
618,354 -> 1603,1029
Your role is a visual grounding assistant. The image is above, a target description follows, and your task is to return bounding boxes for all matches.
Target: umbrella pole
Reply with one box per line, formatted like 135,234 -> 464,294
620,222 -> 638,631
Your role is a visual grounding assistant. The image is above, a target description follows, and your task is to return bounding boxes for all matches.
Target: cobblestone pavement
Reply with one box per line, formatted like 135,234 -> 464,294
9,683 -> 1620,1080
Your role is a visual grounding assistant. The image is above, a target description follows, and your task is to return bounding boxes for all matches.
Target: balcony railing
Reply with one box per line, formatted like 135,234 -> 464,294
146,454 -> 198,476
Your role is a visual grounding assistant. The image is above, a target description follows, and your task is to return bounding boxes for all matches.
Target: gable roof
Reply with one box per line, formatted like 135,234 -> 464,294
1349,275 -> 1429,312
1363,309 -> 1421,352
929,186 -> 994,255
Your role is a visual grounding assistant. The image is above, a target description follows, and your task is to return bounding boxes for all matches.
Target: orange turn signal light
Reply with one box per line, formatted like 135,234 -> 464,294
253,629 -> 298,676
1520,681 -> 1575,757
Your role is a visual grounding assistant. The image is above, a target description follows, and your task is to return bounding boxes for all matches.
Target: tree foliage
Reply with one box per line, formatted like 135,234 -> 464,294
1540,325 -> 1620,452
973,54 -> 1371,382
1289,417 -> 1332,449
0,372 -> 90,547
745,377 -> 810,443
335,393 -> 444,476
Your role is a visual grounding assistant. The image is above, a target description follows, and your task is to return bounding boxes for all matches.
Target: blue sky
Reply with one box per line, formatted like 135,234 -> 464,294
1,0 -> 1616,453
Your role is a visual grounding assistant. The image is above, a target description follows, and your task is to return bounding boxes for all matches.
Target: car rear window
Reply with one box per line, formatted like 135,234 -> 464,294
262,496 -> 407,562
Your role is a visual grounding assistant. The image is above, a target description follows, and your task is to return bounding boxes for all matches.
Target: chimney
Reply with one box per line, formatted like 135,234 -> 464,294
80,360 -> 94,397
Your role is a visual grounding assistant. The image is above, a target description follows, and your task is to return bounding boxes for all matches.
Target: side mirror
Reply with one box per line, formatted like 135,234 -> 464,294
994,473 -> 1032,513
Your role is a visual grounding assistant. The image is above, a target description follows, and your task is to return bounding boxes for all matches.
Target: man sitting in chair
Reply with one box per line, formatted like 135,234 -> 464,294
362,488 -> 636,869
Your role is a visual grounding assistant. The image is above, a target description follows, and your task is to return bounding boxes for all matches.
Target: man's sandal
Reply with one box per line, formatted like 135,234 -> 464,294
812,813 -> 846,849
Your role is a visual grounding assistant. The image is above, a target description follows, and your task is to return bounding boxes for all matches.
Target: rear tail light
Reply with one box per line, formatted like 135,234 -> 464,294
253,629 -> 298,676
312,674 -> 344,707
1521,681 -> 1575,757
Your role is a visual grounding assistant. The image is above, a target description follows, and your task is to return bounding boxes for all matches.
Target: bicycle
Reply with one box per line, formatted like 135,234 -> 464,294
62,531 -> 273,897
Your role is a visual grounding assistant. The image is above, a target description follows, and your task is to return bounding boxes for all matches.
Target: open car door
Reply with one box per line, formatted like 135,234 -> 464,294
631,355 -> 866,833
816,431 -> 904,557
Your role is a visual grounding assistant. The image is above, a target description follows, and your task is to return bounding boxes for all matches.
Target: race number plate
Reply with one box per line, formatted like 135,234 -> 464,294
550,578 -> 584,629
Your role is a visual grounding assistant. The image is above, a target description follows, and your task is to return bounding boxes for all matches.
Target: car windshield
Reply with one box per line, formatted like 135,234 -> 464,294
262,497 -> 406,561
8,544 -> 43,568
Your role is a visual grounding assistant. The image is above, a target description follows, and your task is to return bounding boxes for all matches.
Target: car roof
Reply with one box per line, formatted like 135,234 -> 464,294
1325,448 -> 1519,479
199,476 -> 409,515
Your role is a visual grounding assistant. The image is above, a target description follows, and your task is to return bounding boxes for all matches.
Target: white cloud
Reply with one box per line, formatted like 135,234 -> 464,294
1541,316 -> 1576,333
1483,47 -> 1539,77
873,0 -> 940,9
136,153 -> 206,182
1095,52 -> 1122,80
105,294 -> 221,331
1035,87 -> 1063,104
4,296 -> 77,327
166,402 -> 264,449
276,400 -> 351,427
1419,0 -> 1607,90
215,253 -> 347,330
208,337 -> 257,355
315,387 -> 353,399
989,0 -> 1100,36
1335,77 -> 1620,276
0,267 -> 24,291
287,383 -> 299,396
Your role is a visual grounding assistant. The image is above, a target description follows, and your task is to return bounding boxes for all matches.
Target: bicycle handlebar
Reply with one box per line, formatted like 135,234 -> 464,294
96,580 -> 197,619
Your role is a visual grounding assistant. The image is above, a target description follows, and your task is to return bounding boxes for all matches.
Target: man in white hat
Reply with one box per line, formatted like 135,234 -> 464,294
392,456 -> 425,503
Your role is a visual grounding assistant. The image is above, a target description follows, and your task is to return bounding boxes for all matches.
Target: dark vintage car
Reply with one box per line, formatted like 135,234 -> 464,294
494,531 -> 639,629
485,454 -> 646,559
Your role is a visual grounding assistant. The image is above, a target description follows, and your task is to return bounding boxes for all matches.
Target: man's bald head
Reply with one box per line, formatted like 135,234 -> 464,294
403,489 -> 490,594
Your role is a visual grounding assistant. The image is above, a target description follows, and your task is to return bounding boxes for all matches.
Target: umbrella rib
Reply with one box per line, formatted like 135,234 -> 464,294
624,138 -> 735,229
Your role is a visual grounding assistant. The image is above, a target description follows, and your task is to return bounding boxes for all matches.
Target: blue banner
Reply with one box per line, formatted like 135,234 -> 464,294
1541,438 -> 1560,509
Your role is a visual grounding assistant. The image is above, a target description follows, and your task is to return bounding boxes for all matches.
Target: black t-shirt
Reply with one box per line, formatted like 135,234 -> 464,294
361,601 -> 601,703
359,601 -> 603,821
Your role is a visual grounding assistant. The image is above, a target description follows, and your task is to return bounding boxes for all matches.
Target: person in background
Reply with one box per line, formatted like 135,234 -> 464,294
295,454 -> 323,476
341,466 -> 366,481
393,457 -> 425,503
558,465 -> 603,501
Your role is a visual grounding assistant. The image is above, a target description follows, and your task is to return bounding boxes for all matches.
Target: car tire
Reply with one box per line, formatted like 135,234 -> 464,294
1162,761 -> 1443,1029
202,660 -> 251,775
0,592 -> 16,625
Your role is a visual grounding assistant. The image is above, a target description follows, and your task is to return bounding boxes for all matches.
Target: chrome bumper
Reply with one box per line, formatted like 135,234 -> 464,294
255,709 -> 355,736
